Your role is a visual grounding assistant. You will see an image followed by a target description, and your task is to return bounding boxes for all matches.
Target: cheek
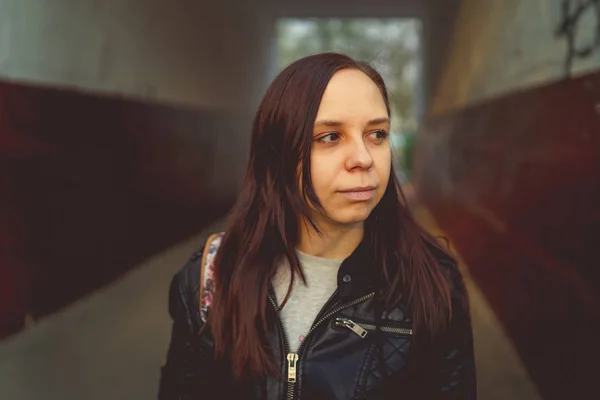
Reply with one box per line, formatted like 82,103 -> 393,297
310,154 -> 338,197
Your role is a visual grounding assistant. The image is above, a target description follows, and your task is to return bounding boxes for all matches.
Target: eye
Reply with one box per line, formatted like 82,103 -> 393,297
317,132 -> 341,143
369,129 -> 389,142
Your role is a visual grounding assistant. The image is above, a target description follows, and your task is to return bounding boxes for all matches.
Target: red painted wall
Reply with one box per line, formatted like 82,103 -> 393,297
0,80 -> 238,338
414,71 -> 600,399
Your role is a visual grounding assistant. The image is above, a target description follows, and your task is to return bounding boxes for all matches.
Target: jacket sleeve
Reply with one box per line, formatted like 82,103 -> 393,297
158,255 -> 212,400
434,261 -> 477,399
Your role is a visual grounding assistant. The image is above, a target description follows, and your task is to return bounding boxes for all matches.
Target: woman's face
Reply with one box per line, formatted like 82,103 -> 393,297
306,68 -> 391,229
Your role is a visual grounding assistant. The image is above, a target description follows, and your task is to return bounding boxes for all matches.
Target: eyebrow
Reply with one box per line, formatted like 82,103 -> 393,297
314,117 -> 390,128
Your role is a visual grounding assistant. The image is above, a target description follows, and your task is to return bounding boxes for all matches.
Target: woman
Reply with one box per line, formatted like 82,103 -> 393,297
159,53 -> 476,399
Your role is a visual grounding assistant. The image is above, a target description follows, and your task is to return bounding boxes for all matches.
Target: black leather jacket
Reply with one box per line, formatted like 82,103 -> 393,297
158,241 -> 476,399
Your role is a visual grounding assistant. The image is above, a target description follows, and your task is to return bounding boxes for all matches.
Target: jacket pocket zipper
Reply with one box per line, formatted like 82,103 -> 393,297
334,317 -> 413,338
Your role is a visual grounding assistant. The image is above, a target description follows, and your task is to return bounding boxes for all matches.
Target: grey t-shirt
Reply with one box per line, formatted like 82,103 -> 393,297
272,250 -> 343,352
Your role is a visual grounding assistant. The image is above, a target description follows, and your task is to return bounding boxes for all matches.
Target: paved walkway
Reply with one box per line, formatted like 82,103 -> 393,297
0,215 -> 541,399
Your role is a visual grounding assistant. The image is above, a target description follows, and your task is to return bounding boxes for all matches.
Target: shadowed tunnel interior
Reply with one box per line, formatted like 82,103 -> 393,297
415,70 -> 600,399
0,79 -> 237,331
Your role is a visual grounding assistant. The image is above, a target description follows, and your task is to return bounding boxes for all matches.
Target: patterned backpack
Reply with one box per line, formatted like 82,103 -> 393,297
198,232 -> 224,323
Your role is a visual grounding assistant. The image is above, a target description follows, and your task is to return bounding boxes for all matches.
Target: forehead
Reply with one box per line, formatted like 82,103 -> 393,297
315,69 -> 387,123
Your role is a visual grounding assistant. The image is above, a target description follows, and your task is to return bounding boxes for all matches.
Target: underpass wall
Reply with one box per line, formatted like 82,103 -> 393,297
0,0 -> 276,338
414,1 -> 600,398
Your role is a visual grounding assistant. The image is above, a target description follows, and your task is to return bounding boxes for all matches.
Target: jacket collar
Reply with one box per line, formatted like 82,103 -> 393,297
266,240 -> 381,303
336,240 -> 379,301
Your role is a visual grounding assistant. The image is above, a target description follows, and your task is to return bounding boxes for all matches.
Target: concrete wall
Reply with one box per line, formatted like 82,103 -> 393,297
0,0 -> 276,110
431,0 -> 600,115
0,0 -> 284,208
0,0 -> 279,337
417,1 -> 600,398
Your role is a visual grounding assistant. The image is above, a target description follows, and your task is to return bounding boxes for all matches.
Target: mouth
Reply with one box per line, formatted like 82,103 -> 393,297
339,186 -> 377,193
338,186 -> 377,201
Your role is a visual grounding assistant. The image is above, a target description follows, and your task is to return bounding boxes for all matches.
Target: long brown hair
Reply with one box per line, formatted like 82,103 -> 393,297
210,53 -> 453,380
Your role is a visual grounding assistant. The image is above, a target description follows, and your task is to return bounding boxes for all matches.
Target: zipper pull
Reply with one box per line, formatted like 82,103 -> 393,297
339,318 -> 368,338
287,353 -> 299,383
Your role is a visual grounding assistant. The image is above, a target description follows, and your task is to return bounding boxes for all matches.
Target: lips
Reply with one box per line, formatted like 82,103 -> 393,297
338,186 -> 376,201
339,186 -> 377,193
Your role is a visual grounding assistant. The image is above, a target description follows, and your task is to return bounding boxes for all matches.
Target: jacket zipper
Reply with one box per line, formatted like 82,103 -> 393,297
334,317 -> 413,338
282,291 -> 376,400
269,289 -> 340,400
267,295 -> 294,399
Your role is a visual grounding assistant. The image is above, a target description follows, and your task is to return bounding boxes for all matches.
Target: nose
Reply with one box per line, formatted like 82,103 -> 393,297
344,137 -> 374,171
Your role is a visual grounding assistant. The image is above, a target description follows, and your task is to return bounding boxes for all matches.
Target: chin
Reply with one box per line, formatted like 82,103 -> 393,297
330,208 -> 374,226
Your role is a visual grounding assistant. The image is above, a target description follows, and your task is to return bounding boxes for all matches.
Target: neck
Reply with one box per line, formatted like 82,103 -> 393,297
297,218 -> 364,260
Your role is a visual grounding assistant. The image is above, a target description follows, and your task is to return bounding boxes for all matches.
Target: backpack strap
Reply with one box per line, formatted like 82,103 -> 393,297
199,232 -> 224,323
